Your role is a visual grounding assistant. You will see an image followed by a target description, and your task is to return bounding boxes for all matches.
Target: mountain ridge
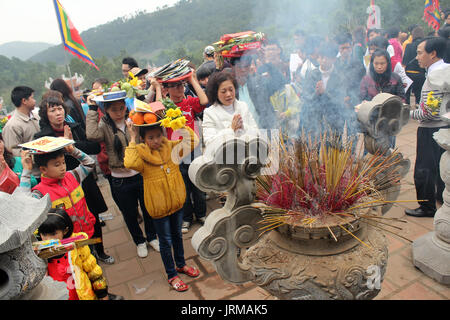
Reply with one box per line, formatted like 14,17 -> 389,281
0,41 -> 54,61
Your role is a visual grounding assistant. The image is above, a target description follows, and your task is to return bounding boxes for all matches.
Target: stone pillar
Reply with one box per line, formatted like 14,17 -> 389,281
412,66 -> 450,284
189,134 -> 270,284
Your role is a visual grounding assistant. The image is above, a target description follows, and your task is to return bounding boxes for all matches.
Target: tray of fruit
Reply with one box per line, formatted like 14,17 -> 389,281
129,110 -> 161,126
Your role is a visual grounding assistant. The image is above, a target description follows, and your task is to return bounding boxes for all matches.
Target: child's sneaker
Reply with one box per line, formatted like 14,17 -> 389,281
108,293 -> 124,300
137,243 -> 148,258
95,251 -> 115,265
181,221 -> 190,234
198,217 -> 206,225
148,239 -> 160,252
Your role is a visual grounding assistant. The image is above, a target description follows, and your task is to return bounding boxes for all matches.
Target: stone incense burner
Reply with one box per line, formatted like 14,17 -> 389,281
190,94 -> 410,300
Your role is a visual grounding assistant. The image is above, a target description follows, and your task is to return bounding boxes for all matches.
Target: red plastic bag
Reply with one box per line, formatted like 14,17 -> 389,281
0,164 -> 20,194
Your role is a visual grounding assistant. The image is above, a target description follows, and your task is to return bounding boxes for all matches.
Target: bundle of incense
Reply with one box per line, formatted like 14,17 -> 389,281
33,237 -> 102,259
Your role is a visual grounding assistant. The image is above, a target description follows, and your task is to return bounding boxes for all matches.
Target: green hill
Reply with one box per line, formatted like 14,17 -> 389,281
29,0 -> 275,66
1,0 -> 441,112
29,0 -> 438,67
0,41 -> 54,61
29,0 -> 436,67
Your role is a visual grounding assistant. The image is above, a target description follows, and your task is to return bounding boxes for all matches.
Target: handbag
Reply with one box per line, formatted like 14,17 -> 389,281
0,163 -> 20,194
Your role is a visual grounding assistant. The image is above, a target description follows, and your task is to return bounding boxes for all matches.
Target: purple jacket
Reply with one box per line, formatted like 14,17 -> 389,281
359,73 -> 406,102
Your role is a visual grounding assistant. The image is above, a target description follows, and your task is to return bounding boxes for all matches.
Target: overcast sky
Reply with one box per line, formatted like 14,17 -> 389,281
0,0 -> 178,45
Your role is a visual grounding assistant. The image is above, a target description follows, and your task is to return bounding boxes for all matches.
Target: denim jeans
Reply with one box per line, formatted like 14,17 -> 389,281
152,209 -> 186,279
111,174 -> 157,245
179,163 -> 206,223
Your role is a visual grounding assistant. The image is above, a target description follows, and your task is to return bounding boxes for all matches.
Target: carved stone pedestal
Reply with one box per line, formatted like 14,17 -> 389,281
412,66 -> 450,285
0,191 -> 68,300
412,130 -> 450,284
190,134 -> 390,299
243,222 -> 388,300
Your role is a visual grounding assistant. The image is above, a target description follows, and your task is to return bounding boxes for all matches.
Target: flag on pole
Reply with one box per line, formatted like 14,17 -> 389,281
366,0 -> 381,30
423,0 -> 441,31
53,0 -> 99,70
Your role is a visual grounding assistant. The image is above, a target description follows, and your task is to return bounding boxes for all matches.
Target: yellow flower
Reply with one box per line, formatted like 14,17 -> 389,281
166,109 -> 177,118
176,117 -> 185,128
173,108 -> 182,117
128,72 -> 139,87
169,119 -> 180,130
160,118 -> 172,128
169,118 -> 186,131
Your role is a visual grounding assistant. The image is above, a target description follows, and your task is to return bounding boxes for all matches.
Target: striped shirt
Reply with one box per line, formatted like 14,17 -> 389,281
410,59 -> 449,127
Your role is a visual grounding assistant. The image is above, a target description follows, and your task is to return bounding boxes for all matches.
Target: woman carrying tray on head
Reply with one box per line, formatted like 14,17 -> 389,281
34,90 -> 115,265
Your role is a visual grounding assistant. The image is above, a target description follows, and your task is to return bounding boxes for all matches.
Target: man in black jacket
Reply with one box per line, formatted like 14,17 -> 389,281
231,54 -> 282,130
300,42 -> 358,137
334,33 -> 366,109
402,27 -> 426,105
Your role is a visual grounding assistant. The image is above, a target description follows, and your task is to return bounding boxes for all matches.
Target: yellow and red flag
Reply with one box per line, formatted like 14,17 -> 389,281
53,0 -> 99,70
424,0 -> 441,31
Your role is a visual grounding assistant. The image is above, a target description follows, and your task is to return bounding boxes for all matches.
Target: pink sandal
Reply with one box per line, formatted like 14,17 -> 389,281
168,276 -> 189,292
176,265 -> 200,278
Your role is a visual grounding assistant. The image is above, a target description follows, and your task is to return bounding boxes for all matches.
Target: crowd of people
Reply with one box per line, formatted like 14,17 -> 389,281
1,9 -> 450,299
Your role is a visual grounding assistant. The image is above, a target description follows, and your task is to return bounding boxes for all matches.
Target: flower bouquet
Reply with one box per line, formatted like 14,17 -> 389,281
159,98 -> 187,131
128,97 -> 187,131
108,72 -> 150,98
424,91 -> 443,116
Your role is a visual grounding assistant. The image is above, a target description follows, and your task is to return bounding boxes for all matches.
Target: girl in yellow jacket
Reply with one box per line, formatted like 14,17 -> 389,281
37,208 -> 123,300
124,120 -> 201,292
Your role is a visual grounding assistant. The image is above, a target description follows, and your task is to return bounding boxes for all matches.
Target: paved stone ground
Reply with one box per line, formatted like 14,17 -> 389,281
97,120 -> 450,300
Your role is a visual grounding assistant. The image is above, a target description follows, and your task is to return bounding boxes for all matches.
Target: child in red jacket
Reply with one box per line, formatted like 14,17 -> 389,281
37,208 -> 123,300
19,140 -> 96,238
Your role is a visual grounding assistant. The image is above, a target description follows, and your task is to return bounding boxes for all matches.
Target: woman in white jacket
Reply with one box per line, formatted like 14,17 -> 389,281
203,71 -> 259,146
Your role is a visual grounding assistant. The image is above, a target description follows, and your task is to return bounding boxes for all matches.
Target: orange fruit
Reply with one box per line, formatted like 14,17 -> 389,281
132,112 -> 145,125
144,113 -> 157,124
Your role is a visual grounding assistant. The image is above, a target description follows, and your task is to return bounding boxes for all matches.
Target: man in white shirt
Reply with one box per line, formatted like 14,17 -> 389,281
406,37 -> 450,218
289,29 -> 306,81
